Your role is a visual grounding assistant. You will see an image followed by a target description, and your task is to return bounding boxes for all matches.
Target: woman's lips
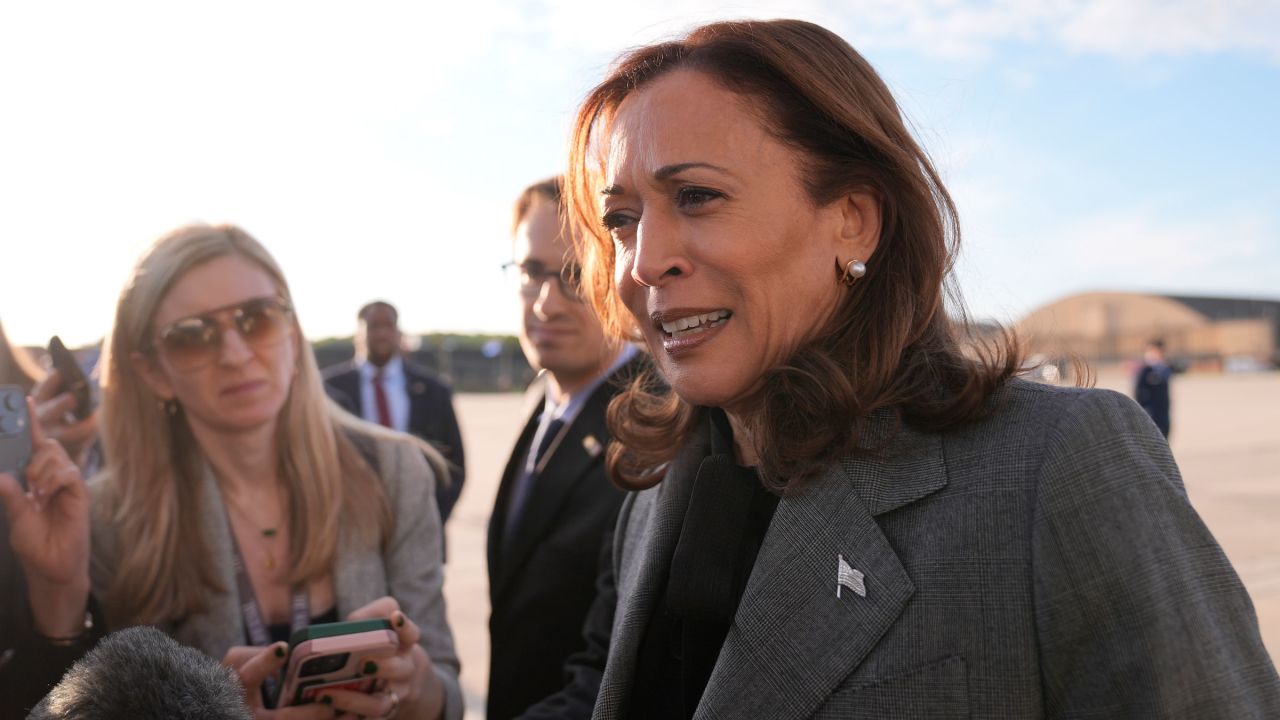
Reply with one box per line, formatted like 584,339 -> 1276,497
649,308 -> 733,357
221,380 -> 267,396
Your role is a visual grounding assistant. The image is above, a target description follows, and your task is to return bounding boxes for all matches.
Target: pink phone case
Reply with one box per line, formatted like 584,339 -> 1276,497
276,628 -> 399,707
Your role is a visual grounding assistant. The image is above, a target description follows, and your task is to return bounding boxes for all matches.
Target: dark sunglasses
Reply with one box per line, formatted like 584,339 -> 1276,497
502,261 -> 584,302
152,297 -> 294,371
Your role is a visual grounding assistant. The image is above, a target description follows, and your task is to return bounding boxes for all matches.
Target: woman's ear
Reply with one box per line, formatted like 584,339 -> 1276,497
130,351 -> 174,402
836,189 -> 882,263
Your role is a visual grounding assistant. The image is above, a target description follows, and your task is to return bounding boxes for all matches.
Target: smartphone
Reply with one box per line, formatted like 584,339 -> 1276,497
0,385 -> 33,490
275,618 -> 399,708
47,336 -> 93,420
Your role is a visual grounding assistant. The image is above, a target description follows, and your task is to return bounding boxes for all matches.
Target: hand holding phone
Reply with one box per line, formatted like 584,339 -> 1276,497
0,385 -> 33,488
0,391 -> 91,637
275,619 -> 399,708
46,336 -> 93,421
33,338 -> 99,466
314,598 -> 445,720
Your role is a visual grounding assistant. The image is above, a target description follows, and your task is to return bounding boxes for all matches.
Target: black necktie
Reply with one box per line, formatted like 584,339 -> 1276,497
531,418 -> 565,468
505,417 -> 566,541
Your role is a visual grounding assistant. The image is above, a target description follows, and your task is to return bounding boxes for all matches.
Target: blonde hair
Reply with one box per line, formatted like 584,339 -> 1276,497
97,223 -> 393,625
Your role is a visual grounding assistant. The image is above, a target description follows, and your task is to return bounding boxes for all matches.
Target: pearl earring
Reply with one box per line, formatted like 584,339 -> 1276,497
838,258 -> 867,286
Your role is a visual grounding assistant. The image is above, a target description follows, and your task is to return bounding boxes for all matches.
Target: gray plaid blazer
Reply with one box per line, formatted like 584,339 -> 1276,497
90,433 -> 464,720
593,379 -> 1279,719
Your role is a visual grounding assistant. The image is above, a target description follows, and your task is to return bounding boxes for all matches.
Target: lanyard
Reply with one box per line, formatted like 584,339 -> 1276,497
229,534 -> 311,647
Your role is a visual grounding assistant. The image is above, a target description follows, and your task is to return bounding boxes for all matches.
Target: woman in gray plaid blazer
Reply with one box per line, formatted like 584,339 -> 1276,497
555,18 -> 1280,719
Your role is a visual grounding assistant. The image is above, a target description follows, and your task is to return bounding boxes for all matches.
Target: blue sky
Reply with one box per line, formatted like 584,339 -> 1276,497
2,0 -> 1277,347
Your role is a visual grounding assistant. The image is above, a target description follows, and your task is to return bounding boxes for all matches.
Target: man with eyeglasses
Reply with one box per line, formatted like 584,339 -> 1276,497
322,301 -> 466,528
486,176 -> 640,720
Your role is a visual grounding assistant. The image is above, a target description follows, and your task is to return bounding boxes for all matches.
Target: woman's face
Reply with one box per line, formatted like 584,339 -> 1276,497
137,254 -> 299,436
600,69 -> 878,412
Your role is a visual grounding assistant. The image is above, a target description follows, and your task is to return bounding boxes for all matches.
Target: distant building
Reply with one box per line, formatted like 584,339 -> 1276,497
1016,292 -> 1280,370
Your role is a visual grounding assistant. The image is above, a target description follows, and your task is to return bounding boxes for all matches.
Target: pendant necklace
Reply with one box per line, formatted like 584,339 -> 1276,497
260,526 -> 281,572
226,498 -> 283,572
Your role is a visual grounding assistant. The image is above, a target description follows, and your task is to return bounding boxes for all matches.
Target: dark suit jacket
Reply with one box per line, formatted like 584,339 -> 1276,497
323,359 -> 466,524
486,358 -> 640,720
593,379 -> 1279,719
1134,362 -> 1172,437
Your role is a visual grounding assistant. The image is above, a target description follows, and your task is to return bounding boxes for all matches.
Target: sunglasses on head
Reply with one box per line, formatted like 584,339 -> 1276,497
152,297 -> 294,371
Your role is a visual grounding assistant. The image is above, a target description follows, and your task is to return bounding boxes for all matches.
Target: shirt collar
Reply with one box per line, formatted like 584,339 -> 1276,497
361,354 -> 404,381
541,343 -> 639,424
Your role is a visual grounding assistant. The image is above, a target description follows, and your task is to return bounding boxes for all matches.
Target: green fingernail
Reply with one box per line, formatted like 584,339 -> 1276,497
274,645 -> 286,658
320,695 -> 333,705
363,660 -> 378,675
395,613 -> 405,628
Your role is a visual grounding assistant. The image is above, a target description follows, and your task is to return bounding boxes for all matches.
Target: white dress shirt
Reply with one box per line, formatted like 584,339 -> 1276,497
359,355 -> 410,433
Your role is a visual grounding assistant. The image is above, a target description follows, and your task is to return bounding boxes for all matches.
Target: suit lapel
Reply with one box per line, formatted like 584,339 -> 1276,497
695,417 -> 949,720
181,464 -> 248,660
495,375 -> 616,594
595,419 -> 708,717
347,364 -> 363,410
488,407 -> 541,592
404,364 -> 431,433
487,375 -> 545,576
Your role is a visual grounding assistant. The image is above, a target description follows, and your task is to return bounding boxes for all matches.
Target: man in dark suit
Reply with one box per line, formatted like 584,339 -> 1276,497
486,177 -> 637,720
1134,337 -> 1173,438
322,301 -> 466,524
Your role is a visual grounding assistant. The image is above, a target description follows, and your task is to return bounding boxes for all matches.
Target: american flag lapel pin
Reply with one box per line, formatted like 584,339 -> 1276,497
837,554 -> 866,598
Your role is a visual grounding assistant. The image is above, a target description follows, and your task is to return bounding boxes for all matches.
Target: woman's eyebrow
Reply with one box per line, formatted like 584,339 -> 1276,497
602,161 -> 732,196
653,162 -> 728,180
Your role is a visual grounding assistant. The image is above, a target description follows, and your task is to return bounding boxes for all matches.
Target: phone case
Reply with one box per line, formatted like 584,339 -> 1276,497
0,385 -> 33,489
47,336 -> 93,420
276,619 -> 399,708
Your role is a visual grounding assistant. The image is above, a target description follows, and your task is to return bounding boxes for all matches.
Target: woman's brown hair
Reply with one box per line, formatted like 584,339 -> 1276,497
565,19 -> 1022,492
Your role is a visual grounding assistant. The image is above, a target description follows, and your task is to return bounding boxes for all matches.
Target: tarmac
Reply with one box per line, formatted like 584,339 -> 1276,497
442,370 -> 1280,717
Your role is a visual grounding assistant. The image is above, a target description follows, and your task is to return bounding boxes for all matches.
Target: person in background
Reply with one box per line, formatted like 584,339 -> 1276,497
0,401 -> 99,719
564,18 -> 1277,718
1,321 -> 103,719
0,320 -> 100,472
486,177 -> 640,720
86,224 -> 462,719
323,301 -> 466,528
27,627 -> 251,720
1135,337 -> 1173,438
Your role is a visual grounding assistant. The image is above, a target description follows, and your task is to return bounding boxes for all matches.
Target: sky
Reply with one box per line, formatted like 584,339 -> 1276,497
2,0 -> 1278,348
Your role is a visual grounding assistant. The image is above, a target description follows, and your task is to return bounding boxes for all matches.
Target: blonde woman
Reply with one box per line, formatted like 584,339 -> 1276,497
88,224 -> 461,719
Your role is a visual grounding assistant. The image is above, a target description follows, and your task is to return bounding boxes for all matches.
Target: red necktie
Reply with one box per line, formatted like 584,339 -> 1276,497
373,367 -> 392,428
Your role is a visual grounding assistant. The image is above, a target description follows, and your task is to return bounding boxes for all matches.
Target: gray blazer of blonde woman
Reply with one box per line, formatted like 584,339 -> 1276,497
89,433 -> 464,720
593,379 -> 1279,719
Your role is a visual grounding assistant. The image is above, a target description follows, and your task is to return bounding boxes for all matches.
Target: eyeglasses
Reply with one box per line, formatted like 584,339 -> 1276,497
502,261 -> 584,303
152,297 -> 294,371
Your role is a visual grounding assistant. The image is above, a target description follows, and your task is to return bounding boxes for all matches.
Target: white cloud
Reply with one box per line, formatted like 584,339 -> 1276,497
1060,0 -> 1280,62
1059,208 -> 1273,287
502,0 -> 1280,63
957,205 -> 1280,324
0,1 -> 1275,346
